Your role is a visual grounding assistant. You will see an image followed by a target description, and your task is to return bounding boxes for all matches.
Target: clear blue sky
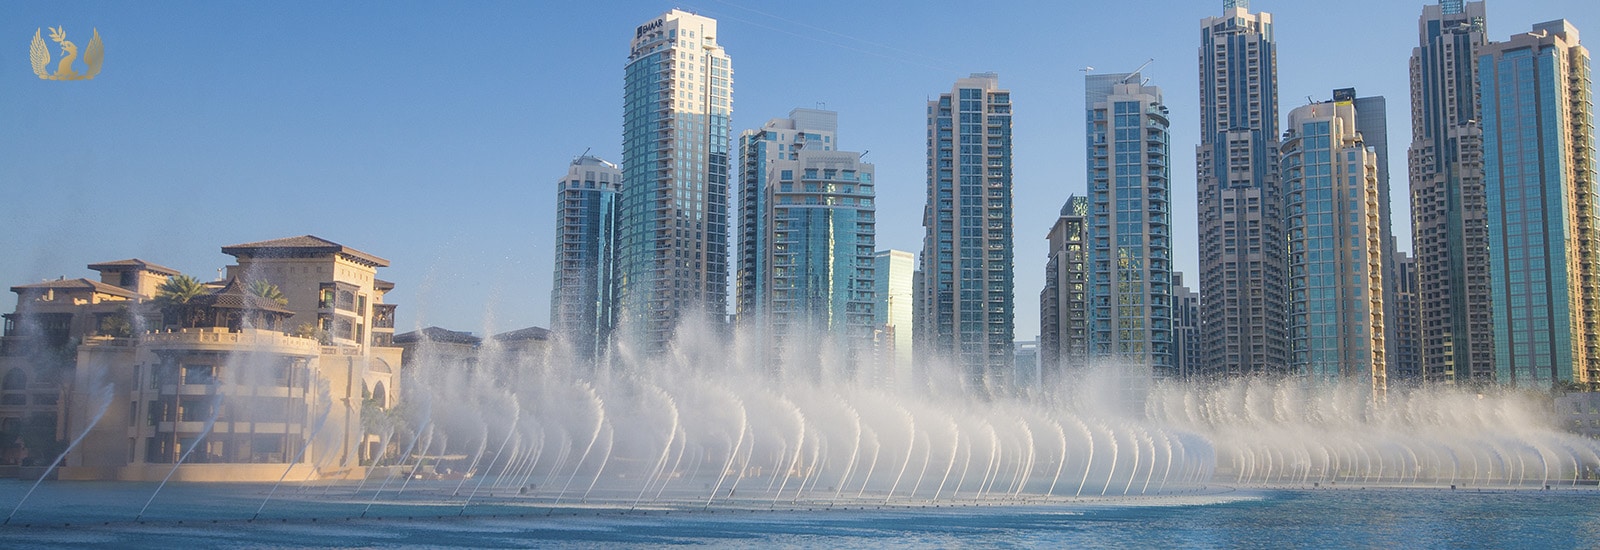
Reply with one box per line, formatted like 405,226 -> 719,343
2,1 -> 1592,339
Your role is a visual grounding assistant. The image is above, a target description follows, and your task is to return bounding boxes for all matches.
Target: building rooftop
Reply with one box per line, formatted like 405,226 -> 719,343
221,235 -> 389,268
194,278 -> 294,314
86,258 -> 182,276
10,277 -> 142,299
492,326 -> 551,342
571,155 -> 619,170
393,326 -> 481,345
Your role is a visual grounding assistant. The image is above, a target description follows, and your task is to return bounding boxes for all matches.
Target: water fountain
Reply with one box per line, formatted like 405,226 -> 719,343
3,321 -> 1598,540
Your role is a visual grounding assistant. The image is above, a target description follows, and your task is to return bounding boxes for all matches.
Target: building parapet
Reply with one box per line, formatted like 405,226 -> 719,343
141,328 -> 320,356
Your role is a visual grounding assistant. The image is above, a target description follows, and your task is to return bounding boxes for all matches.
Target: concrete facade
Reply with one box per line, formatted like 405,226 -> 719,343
1409,0 -> 1495,385
1197,2 -> 1290,378
0,236 -> 403,482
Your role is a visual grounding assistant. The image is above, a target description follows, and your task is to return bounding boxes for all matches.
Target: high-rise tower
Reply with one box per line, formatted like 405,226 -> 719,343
875,249 -> 915,387
1086,73 -> 1174,376
1480,20 -> 1597,388
1197,1 -> 1289,377
915,73 -> 1014,394
1409,0 -> 1493,385
1283,100 -> 1387,396
1392,248 -> 1423,382
550,155 -> 622,363
618,10 -> 733,353
1041,195 -> 1089,386
1334,89 -> 1407,385
736,109 -> 876,370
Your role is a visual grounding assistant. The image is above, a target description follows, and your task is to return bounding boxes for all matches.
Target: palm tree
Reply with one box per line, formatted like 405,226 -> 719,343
155,274 -> 207,328
246,279 -> 289,307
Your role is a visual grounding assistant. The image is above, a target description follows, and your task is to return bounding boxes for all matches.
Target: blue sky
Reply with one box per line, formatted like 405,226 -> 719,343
2,1 -> 1593,339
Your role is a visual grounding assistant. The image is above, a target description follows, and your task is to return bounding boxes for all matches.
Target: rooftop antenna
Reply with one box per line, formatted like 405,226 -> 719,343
1122,59 -> 1155,84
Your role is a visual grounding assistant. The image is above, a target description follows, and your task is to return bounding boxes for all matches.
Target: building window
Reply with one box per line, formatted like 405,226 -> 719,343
182,364 -> 215,385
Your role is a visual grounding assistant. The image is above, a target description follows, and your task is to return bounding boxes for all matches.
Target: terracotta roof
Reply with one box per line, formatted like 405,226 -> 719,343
86,259 -> 182,276
492,326 -> 551,342
10,278 -> 142,299
393,326 -> 481,345
221,235 -> 389,267
194,278 -> 294,314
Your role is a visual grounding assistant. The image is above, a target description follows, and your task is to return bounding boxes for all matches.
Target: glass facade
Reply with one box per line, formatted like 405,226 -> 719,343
1040,196 -> 1089,386
737,110 -> 875,374
1085,75 -> 1174,376
1283,103 -> 1386,395
618,10 -> 733,353
1480,21 -> 1597,388
916,73 -> 1014,394
874,250 -> 915,388
549,156 -> 622,364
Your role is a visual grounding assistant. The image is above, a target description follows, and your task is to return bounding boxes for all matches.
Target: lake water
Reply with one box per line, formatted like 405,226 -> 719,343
0,480 -> 1596,548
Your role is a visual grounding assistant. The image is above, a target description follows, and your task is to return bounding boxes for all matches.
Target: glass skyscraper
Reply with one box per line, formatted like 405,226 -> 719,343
1283,100 -> 1387,396
916,73 -> 1014,394
618,10 -> 733,354
874,249 -> 915,388
1197,1 -> 1289,378
1409,0 -> 1494,385
736,109 -> 876,371
1480,20 -> 1597,388
1040,196 -> 1089,386
549,155 -> 622,363
1085,73 -> 1174,377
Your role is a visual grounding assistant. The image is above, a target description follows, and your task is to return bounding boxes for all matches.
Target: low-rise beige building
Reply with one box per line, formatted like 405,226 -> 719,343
0,236 -> 403,482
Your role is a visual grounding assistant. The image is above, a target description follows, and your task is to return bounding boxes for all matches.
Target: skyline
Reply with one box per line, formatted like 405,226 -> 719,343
3,1 -> 1594,340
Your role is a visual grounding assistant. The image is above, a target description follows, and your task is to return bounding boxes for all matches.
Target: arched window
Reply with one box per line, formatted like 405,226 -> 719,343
371,382 -> 387,408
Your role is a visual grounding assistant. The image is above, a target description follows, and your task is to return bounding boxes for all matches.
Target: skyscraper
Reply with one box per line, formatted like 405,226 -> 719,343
1173,272 -> 1202,380
617,10 -> 733,354
875,249 -> 915,387
1283,100 -> 1387,396
549,155 -> 622,363
736,109 -> 876,369
736,108 -> 839,325
1480,20 -> 1597,388
1040,195 -> 1089,386
1197,1 -> 1289,378
916,73 -> 1014,394
1409,0 -> 1493,385
1392,248 -> 1423,381
1336,88 -> 1406,385
1085,73 -> 1174,376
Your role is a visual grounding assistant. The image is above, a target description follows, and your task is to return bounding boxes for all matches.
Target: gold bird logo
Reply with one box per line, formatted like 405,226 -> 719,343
31,26 -> 103,81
